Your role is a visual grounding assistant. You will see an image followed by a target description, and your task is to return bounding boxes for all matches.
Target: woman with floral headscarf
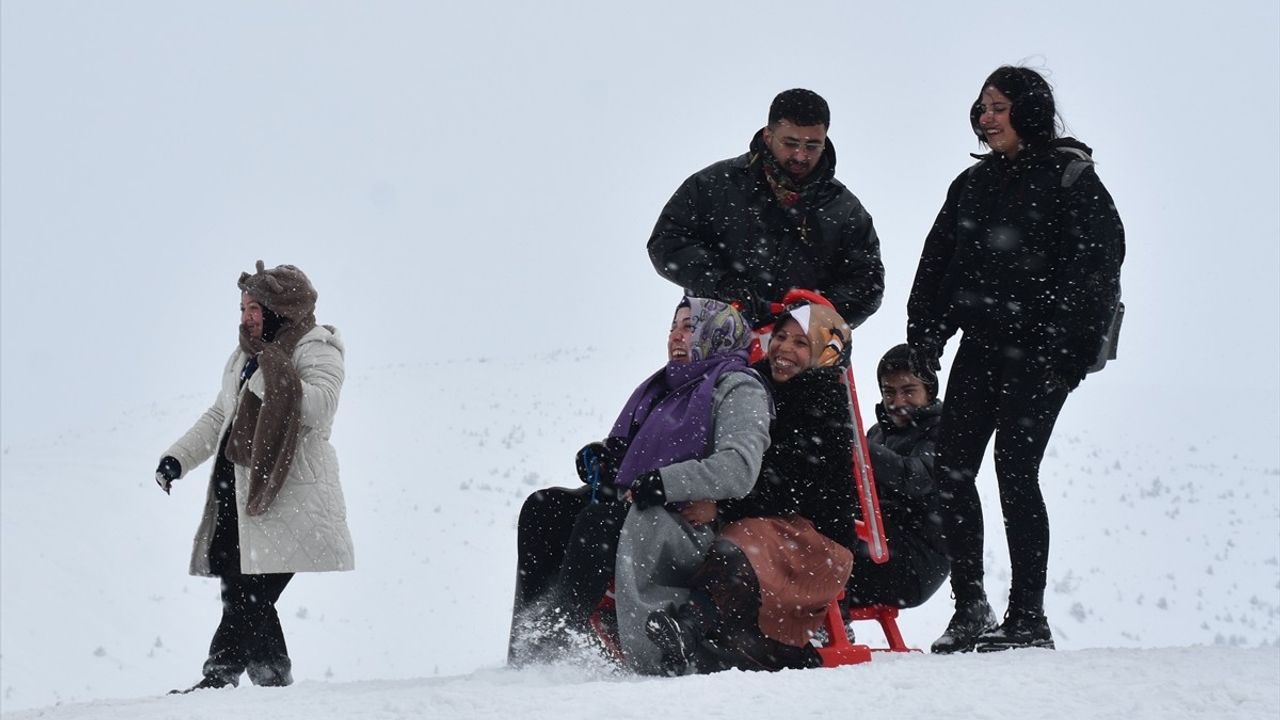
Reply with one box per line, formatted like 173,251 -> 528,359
642,303 -> 858,674
509,298 -> 771,666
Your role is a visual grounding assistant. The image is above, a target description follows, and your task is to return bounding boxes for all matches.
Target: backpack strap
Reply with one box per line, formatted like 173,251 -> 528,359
1056,146 -> 1094,188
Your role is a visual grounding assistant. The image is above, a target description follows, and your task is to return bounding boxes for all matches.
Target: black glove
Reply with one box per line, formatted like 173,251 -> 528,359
581,440 -> 619,484
715,276 -> 773,329
907,344 -> 942,385
1038,359 -> 1086,398
155,456 -> 181,495
1032,342 -> 1086,398
629,470 -> 667,510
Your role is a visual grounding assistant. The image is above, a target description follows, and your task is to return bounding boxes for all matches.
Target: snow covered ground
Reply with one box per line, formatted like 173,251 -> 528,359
3,648 -> 1277,720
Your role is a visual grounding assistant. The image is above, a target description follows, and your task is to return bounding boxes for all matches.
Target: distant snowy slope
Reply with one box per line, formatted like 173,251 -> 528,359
1,349 -> 1277,713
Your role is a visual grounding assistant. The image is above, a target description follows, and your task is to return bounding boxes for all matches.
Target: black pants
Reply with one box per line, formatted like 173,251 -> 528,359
936,334 -> 1069,613
205,571 -> 294,685
847,532 -> 950,609
512,486 -> 590,614
509,484 -> 627,659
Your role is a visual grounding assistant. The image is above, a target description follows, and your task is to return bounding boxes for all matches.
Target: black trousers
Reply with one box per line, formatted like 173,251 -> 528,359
509,484 -> 628,659
512,486 -> 590,615
935,334 -> 1069,613
847,532 -> 950,609
205,571 -> 294,685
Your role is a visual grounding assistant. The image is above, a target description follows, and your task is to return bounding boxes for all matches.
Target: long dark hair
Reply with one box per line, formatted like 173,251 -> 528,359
969,65 -> 1060,149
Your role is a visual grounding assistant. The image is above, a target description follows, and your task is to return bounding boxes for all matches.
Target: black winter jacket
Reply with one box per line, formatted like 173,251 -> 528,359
907,138 -> 1125,380
866,400 -> 946,556
648,131 -> 885,328
718,363 -> 857,554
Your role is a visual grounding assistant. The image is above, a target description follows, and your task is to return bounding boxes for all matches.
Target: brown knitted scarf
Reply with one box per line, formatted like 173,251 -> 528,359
225,315 -> 315,516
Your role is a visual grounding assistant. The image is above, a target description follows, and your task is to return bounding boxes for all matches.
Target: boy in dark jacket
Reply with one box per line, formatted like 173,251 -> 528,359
846,344 -> 949,610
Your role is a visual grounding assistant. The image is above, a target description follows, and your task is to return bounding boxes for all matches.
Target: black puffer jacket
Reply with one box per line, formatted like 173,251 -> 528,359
648,131 -> 885,328
718,363 -> 857,553
907,138 -> 1125,380
866,400 -> 946,556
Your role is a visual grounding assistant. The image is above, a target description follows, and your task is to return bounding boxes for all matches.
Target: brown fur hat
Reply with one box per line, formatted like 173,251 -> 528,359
237,260 -> 317,322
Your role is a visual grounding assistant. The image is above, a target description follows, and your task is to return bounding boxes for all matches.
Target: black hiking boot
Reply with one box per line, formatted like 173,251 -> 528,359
974,608 -> 1055,652
168,674 -> 239,695
645,603 -> 709,676
930,597 -> 998,654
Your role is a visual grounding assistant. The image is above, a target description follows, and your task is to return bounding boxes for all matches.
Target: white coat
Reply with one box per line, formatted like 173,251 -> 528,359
164,324 -> 355,576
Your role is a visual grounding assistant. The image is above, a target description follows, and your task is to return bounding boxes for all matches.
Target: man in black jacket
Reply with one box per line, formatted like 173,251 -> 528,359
846,344 -> 949,609
647,89 -> 885,328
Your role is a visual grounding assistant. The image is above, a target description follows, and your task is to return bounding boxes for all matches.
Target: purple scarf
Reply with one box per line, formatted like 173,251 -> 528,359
610,298 -> 755,488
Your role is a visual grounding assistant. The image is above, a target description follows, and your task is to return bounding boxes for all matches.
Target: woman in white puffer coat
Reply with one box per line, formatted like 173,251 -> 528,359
155,261 -> 354,693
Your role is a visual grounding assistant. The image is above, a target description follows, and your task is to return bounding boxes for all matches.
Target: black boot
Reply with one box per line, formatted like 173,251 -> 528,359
168,674 -> 239,695
974,607 -> 1055,652
930,597 -> 998,654
645,606 -> 698,676
645,600 -> 716,676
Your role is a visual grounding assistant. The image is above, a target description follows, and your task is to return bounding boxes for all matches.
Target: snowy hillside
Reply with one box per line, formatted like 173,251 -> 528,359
2,349 -> 1277,716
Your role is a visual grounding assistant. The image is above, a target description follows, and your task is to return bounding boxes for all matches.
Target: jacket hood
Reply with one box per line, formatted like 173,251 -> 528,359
299,324 -> 345,357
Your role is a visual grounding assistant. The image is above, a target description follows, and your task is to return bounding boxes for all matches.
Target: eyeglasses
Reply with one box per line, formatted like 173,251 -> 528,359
778,138 -> 825,153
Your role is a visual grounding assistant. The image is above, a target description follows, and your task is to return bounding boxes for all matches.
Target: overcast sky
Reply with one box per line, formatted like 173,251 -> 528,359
3,1 -> 1278,442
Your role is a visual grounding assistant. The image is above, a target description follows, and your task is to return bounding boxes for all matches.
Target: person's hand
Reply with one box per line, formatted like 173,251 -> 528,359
627,470 -> 667,510
1038,364 -> 1084,398
907,343 -> 941,384
679,500 -> 717,526
155,456 -> 181,495
239,323 -> 268,356
715,276 -> 773,328
575,441 -> 621,486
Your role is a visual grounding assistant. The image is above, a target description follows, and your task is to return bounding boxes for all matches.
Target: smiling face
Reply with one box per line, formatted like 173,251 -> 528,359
880,370 -> 930,428
976,86 -> 1022,158
767,317 -> 812,383
762,119 -> 827,180
667,306 -> 694,363
240,291 -> 264,340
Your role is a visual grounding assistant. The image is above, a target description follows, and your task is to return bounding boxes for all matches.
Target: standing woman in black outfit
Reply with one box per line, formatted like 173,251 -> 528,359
906,66 -> 1124,653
